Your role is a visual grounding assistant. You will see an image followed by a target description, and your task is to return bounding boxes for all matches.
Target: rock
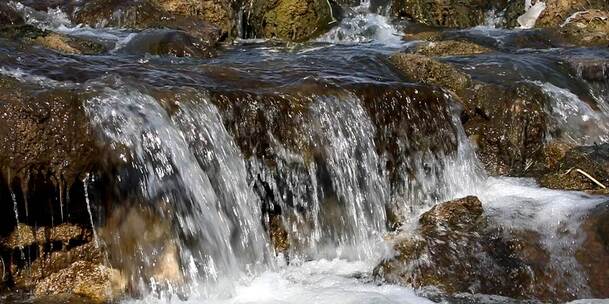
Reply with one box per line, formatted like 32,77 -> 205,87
2,223 -> 91,250
414,40 -> 491,57
567,57 -> 609,82
246,0 -> 338,42
0,76 -> 103,191
118,29 -> 217,57
33,260 -> 127,303
73,0 -> 221,44
0,3 -> 25,28
389,53 -> 471,94
561,10 -> 609,47
390,0 -> 505,28
33,33 -> 107,55
539,144 -> 609,191
12,242 -> 102,289
576,202 -> 609,298
537,0 -> 609,28
269,216 -> 289,254
151,0 -> 238,37
375,196 -> 581,302
462,82 -> 548,176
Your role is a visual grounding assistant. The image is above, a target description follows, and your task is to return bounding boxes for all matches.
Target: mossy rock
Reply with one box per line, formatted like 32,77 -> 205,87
561,10 -> 609,47
247,0 -> 338,42
390,0 -> 501,28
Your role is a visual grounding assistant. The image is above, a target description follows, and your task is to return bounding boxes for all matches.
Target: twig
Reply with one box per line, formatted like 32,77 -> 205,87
565,168 -> 607,189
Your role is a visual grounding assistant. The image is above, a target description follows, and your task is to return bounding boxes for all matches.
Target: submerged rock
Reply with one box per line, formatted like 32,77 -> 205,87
246,0 -> 338,42
539,144 -> 609,191
33,33 -> 107,55
577,202 -> 609,298
119,29 -> 217,57
561,10 -> 609,47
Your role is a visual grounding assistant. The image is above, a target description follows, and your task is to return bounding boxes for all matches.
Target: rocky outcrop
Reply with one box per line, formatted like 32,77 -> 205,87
390,53 -> 549,176
390,0 -> 506,28
539,144 -> 609,192
245,0 -> 338,42
73,0 -> 221,50
150,0 -> 239,37
561,10 -> 609,47
376,196 -> 609,302
390,53 -> 471,93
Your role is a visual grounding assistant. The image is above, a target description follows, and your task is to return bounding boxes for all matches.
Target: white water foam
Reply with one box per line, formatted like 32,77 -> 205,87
317,1 -> 402,46
517,0 -> 546,29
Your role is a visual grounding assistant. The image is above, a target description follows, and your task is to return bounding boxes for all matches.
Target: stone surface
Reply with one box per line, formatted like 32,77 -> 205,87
389,53 -> 471,93
539,144 -> 609,191
246,0 -> 338,42
390,0 -> 505,28
414,40 -> 491,57
375,195 -> 607,302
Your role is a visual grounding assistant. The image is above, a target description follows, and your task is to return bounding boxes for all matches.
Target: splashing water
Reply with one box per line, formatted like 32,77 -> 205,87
535,81 -> 609,144
83,173 -> 100,248
317,0 -> 402,46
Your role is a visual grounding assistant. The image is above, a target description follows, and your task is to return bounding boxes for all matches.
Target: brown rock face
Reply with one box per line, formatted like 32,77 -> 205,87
561,10 -> 609,47
414,40 -> 491,57
539,144 -> 609,191
375,195 -> 608,302
246,0 -> 338,42
389,53 -> 472,93
537,0 -> 609,28
0,3 -> 25,27
577,202 -> 609,298
151,0 -> 237,37
390,0 -> 506,28
0,76 -> 102,189
390,53 -> 550,177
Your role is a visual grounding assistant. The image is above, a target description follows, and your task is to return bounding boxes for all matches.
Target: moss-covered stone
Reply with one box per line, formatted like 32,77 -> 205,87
247,0 -> 338,42
390,0 -> 504,28
561,10 -> 609,47
389,53 -> 471,93
414,40 -> 491,57
539,144 -> 609,191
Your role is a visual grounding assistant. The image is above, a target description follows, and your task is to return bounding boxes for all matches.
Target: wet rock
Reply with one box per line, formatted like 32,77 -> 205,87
99,205 -> 183,289
73,0 -> 221,44
33,33 -> 107,55
576,202 -> 609,298
462,82 -> 548,176
246,0 -> 338,42
269,216 -> 289,254
414,40 -> 491,57
538,0 -> 609,28
151,0 -> 238,37
2,223 -> 91,250
33,260 -> 126,303
375,196 -> 576,302
567,57 -> 609,82
390,0 -> 505,28
0,3 -> 25,28
119,29 -> 217,57
539,144 -> 609,191
389,53 -> 471,93
0,76 -> 103,191
561,10 -> 609,47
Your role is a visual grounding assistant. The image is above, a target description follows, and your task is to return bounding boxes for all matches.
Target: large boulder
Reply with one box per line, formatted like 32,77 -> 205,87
504,0 -> 609,28
151,0 -> 239,37
375,196 -> 609,302
389,53 -> 472,94
245,0 -> 338,42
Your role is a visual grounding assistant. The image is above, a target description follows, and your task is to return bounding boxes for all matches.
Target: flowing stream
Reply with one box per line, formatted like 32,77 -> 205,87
1,1 -> 609,303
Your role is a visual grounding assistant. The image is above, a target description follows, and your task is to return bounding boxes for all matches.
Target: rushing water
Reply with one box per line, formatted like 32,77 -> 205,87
2,1 -> 609,303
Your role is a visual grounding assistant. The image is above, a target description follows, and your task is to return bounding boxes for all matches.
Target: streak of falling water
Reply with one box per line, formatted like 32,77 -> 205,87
83,173 -> 100,248
85,86 -> 270,297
